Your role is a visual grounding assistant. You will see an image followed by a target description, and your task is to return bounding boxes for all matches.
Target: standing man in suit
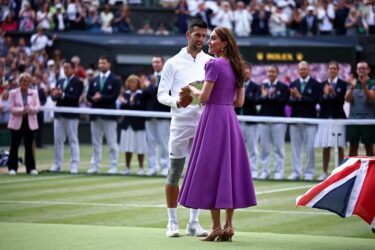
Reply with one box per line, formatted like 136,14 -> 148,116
86,56 -> 121,174
240,64 -> 260,178
49,61 -> 84,174
288,61 -> 320,181
257,65 -> 290,180
315,61 -> 348,181
144,55 -> 171,176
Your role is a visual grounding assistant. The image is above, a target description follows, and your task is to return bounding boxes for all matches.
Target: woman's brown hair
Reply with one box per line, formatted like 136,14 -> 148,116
213,27 -> 246,88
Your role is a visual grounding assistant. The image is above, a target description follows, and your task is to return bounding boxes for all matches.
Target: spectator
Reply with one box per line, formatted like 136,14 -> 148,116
118,74 -> 147,175
36,2 -> 52,30
86,55 -> 121,174
18,1 -> 35,32
16,38 -> 31,57
86,5 -> 101,33
288,7 -> 302,36
345,61 -> 375,156
317,0 -> 335,35
113,4 -> 132,33
0,0 -> 11,22
251,3 -> 271,35
215,1 -> 234,30
7,72 -> 40,176
155,21 -> 171,35
345,8 -> 361,36
143,55 -> 170,176
175,0 -> 189,34
0,90 -> 9,123
361,0 -> 375,34
72,3 -> 87,30
31,72 -> 47,148
195,1 -> 215,31
300,5 -> 319,36
288,61 -> 320,181
239,64 -> 259,179
160,0 -> 178,8
66,0 -> 79,29
1,13 -> 17,32
71,55 -> 86,80
100,4 -> 114,33
30,26 -> 56,53
49,61 -> 83,174
52,3 -> 67,31
334,0 -> 350,35
257,65 -> 290,180
269,2 -> 289,36
234,1 -> 252,37
137,21 -> 154,34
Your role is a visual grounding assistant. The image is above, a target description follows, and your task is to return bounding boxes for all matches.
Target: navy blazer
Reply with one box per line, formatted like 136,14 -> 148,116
86,73 -> 121,121
289,77 -> 320,118
120,89 -> 146,131
53,76 -> 83,119
239,80 -> 259,124
319,78 -> 348,119
256,81 -> 290,117
143,74 -> 170,117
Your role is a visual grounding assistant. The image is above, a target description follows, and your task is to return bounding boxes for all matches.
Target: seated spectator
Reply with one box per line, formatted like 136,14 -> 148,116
100,4 -> 114,33
1,13 -> 17,32
16,37 -> 31,57
0,90 -> 9,123
86,6 -> 102,33
71,55 -> 86,80
137,21 -> 154,35
160,0 -> 178,8
113,4 -> 132,33
155,21 -> 171,35
36,3 -> 52,30
18,1 -> 35,32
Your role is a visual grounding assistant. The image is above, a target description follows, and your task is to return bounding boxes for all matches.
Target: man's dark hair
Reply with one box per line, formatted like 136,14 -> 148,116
153,54 -> 165,63
188,18 -> 207,32
99,55 -> 111,64
64,61 -> 75,69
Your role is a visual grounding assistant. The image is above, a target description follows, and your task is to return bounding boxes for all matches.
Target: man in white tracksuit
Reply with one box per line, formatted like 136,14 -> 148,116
157,18 -> 212,238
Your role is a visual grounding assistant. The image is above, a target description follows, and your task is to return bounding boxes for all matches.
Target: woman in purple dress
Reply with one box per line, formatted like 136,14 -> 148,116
178,27 -> 257,242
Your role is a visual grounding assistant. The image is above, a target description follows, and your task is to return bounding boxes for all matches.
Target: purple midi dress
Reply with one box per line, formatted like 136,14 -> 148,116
178,58 -> 257,209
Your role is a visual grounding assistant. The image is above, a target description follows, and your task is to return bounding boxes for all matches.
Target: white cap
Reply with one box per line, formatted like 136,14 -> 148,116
47,59 -> 55,66
56,3 -> 62,9
307,5 -> 315,11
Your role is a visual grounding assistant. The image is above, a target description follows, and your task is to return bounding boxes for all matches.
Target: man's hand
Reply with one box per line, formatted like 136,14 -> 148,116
261,85 -> 268,97
92,92 -> 102,102
177,95 -> 193,108
179,86 -> 191,98
51,88 -> 62,98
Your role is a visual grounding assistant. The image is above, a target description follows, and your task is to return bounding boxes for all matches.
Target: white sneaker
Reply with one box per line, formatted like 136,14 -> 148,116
107,168 -> 117,175
136,168 -> 144,176
304,175 -> 314,181
166,221 -> 180,237
121,168 -> 131,175
186,221 -> 208,237
317,172 -> 329,181
258,172 -> 270,180
161,168 -> 169,177
8,170 -> 16,176
274,173 -> 284,180
87,167 -> 99,174
146,168 -> 157,176
70,168 -> 78,174
288,173 -> 300,181
30,169 -> 38,176
49,165 -> 61,172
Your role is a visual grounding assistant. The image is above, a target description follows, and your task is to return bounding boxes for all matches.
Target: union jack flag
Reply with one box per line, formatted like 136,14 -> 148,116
296,157 -> 375,231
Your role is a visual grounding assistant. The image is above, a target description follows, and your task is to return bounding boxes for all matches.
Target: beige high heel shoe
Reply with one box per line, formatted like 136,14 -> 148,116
200,227 -> 223,242
221,227 -> 234,242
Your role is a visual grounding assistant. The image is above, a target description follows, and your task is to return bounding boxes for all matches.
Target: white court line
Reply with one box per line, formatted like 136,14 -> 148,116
256,185 -> 313,195
0,200 -> 330,215
0,175 -> 73,184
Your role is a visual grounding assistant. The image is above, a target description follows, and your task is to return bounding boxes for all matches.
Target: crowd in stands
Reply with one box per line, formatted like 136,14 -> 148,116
0,0 -> 374,36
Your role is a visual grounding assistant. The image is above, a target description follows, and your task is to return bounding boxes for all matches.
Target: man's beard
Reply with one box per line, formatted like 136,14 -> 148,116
191,44 -> 202,53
